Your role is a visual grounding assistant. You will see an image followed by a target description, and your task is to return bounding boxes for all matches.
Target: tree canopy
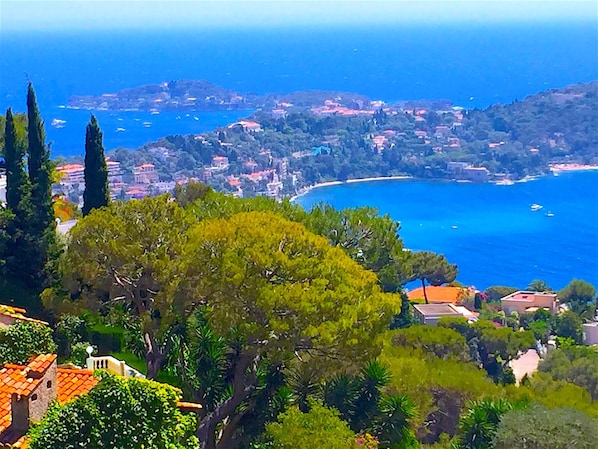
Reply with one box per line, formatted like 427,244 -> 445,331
82,114 -> 110,216
409,251 -> 458,303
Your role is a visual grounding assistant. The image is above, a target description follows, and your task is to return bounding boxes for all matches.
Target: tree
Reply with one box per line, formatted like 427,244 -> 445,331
454,398 -> 513,449
44,195 -> 195,380
492,404 -> 598,449
552,310 -> 583,343
27,372 -> 199,449
527,279 -> 551,292
265,400 -> 357,449
3,108 -> 29,213
538,346 -> 598,400
409,251 -> 458,304
27,82 -> 55,241
483,286 -> 518,303
303,204 -> 411,292
1,108 -> 32,279
178,211 -> 399,449
82,114 -> 110,216
0,321 -> 56,365
558,279 -> 597,319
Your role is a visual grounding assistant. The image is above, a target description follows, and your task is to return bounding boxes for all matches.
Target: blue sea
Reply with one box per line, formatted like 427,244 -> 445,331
296,172 -> 598,291
1,23 -> 597,288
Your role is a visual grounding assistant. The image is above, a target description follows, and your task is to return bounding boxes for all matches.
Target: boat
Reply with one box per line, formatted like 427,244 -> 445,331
116,127 -> 126,132
545,212 -> 555,217
51,118 -> 66,128
142,121 -> 152,127
194,116 -> 200,121
530,204 -> 543,211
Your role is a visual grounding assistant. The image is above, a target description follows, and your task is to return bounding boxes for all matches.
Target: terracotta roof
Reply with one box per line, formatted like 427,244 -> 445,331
0,355 -> 97,446
56,368 -> 98,403
0,305 -> 48,327
408,286 -> 469,304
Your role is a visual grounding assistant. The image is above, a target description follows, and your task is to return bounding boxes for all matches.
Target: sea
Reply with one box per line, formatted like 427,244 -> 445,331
1,23 -> 597,289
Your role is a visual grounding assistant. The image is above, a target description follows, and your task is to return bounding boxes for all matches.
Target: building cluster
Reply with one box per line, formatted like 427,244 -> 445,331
0,304 -> 199,447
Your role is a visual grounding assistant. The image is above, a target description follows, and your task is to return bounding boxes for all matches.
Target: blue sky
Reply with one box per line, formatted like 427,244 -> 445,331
2,0 -> 597,30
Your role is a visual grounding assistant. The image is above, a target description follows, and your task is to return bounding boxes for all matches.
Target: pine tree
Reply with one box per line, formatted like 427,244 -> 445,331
82,115 -> 110,216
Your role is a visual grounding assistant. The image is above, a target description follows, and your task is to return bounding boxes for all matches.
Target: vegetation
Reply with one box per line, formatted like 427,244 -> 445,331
492,404 -> 598,449
82,114 -> 110,216
409,251 -> 458,303
0,321 -> 56,365
264,400 -> 358,449
27,372 -> 199,449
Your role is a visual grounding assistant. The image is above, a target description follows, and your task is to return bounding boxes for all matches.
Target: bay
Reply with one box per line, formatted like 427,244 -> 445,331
295,171 -> 598,290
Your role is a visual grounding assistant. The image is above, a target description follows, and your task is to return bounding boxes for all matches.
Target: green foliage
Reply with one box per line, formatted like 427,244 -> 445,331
27,372 -> 199,449
82,114 -> 110,216
54,313 -> 90,362
181,211 -> 399,372
173,180 -> 213,207
380,335 -> 501,443
483,286 -> 517,303
558,279 -> 597,319
552,310 -> 584,343
409,251 -> 458,303
492,404 -> 598,449
526,279 -> 551,292
265,400 -> 357,449
0,321 -> 56,365
302,204 -> 410,292
390,326 -> 470,361
513,372 -> 598,416
46,194 -> 195,379
26,83 -> 57,287
538,346 -> 598,400
454,398 -> 513,449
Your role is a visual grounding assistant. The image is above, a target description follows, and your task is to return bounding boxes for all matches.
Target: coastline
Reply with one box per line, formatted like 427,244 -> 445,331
290,175 -> 413,202
549,163 -> 598,173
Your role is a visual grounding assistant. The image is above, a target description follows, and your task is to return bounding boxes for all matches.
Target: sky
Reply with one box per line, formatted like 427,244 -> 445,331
1,0 -> 597,31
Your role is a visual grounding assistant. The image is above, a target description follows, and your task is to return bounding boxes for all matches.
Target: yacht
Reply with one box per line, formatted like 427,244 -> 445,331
530,204 -> 543,211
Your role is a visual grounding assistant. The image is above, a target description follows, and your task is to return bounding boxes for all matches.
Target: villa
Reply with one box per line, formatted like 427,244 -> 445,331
500,290 -> 557,315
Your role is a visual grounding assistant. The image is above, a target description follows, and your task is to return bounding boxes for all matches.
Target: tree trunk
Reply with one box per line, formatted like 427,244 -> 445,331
421,279 -> 429,304
144,332 -> 164,380
197,350 -> 258,449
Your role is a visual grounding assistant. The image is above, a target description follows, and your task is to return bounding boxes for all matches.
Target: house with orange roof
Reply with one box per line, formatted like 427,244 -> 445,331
0,354 -> 98,447
407,286 -> 471,305
0,305 -> 48,329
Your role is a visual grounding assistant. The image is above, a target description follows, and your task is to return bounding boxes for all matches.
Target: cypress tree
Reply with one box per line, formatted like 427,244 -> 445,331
2,108 -> 33,280
4,108 -> 29,212
27,82 -> 54,235
25,83 -> 57,288
82,114 -> 110,216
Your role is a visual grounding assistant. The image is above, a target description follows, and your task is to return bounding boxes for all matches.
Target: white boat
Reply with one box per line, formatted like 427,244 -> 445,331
51,118 -> 66,128
531,204 -> 543,211
545,212 -> 555,217
142,121 -> 152,127
116,127 -> 126,132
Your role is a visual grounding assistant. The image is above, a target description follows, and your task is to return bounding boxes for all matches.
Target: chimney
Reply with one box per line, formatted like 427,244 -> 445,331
10,393 -> 29,433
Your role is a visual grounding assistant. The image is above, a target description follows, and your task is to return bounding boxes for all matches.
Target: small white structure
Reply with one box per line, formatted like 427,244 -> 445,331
582,322 -> 598,345
86,351 -> 145,379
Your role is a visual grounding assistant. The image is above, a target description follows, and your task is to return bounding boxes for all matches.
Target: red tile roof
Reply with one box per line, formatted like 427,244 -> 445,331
0,355 -> 98,447
0,305 -> 48,327
56,369 -> 98,404
408,286 -> 469,304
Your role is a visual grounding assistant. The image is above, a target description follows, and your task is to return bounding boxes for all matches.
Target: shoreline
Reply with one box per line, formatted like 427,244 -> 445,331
290,175 -> 413,202
289,166 -> 598,202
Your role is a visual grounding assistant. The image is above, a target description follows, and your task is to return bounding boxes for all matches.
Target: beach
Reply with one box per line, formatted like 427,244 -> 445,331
549,163 -> 598,172
290,175 -> 412,202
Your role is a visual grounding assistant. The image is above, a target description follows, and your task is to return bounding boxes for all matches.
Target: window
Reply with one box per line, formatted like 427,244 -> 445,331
47,380 -> 52,388
31,394 -> 38,401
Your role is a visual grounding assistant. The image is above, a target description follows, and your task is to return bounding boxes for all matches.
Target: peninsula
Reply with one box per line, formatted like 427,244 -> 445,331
55,81 -> 598,202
